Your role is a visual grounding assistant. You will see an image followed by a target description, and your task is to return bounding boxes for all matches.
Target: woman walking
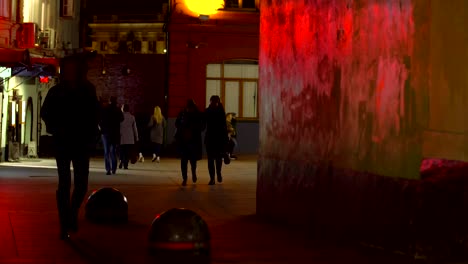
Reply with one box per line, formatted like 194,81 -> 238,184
148,106 -> 166,162
204,95 -> 228,185
175,99 -> 204,186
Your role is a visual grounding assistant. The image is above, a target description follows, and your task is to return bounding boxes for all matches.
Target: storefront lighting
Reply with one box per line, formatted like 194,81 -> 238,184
22,100 -> 26,123
0,67 -> 11,78
11,102 -> 16,125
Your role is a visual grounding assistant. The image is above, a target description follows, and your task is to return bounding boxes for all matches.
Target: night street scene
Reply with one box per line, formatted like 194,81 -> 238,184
1,0 -> 468,263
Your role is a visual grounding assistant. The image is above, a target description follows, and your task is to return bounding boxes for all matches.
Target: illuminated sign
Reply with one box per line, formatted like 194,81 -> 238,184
0,67 -> 11,78
39,76 -> 50,83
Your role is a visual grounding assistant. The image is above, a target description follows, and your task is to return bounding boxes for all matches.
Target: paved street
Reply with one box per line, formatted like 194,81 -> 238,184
0,156 -> 418,263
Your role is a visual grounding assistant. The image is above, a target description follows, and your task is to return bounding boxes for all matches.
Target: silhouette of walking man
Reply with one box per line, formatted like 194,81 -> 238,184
41,54 -> 100,239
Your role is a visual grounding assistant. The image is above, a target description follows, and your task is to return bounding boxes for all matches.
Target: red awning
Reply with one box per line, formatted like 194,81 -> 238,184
30,56 -> 59,67
0,47 -> 30,67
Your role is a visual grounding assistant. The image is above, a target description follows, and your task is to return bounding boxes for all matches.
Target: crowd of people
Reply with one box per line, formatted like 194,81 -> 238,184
40,53 -> 239,240
97,95 -> 238,187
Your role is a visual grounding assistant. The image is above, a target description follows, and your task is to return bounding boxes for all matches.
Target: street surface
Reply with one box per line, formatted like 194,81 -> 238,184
0,156 -> 420,263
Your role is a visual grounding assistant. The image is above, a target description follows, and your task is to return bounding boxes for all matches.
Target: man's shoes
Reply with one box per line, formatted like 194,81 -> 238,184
208,179 -> 215,185
138,153 -> 144,162
192,174 -> 197,183
106,171 -> 111,175
156,156 -> 160,163
182,180 -> 187,186
112,170 -> 116,174
118,162 -> 123,169
217,175 -> 223,183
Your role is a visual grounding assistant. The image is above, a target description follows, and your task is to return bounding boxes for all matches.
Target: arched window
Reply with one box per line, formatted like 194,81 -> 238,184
206,60 -> 258,119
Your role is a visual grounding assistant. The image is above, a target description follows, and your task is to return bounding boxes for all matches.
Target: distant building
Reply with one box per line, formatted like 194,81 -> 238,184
166,0 -> 260,154
0,0 -> 81,161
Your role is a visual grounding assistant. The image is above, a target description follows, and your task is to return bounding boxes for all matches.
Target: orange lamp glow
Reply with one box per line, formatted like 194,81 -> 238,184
183,0 -> 224,16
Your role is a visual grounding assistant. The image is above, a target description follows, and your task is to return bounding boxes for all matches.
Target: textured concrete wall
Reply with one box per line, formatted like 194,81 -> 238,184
255,0 -> 468,254
422,1 -> 468,161
258,0 -> 468,254
259,0 -> 429,180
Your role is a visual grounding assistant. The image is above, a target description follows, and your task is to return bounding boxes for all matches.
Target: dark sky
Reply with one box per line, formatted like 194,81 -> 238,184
85,0 -> 167,15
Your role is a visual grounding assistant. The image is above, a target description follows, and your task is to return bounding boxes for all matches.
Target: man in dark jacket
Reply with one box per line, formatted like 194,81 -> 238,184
41,54 -> 100,240
99,96 -> 123,175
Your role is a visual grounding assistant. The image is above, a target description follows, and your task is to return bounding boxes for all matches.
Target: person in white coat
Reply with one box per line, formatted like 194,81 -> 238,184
119,104 -> 139,169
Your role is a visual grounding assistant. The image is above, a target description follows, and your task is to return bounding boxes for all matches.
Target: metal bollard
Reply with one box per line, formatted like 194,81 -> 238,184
148,208 -> 211,264
85,187 -> 128,224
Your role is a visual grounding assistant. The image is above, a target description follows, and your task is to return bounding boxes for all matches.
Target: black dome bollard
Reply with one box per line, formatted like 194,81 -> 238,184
85,187 -> 128,224
148,208 -> 210,263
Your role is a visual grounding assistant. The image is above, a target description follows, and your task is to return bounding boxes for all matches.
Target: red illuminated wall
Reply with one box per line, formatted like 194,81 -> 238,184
257,0 -> 436,247
259,0 -> 430,180
167,9 -> 259,117
258,0 -> 468,252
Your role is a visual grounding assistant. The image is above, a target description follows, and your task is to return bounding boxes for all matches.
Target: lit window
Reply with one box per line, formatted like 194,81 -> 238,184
61,0 -> 73,17
206,60 -> 258,119
223,0 -> 258,9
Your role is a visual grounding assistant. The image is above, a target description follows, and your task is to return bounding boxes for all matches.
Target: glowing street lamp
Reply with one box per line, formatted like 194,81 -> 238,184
183,0 -> 223,16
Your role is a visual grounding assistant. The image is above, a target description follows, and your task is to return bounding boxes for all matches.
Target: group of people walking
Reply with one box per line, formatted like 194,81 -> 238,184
175,95 -> 233,186
99,97 -> 166,175
40,53 -> 236,240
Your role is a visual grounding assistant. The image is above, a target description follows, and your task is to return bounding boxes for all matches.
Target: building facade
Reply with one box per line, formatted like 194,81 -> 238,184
0,0 -> 83,161
82,1 -> 169,154
166,0 -> 260,154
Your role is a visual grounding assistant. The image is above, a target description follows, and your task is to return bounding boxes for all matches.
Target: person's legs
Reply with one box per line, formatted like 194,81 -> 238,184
190,159 -> 197,183
229,137 -> 238,159
215,156 -> 223,183
181,158 -> 188,186
102,135 -> 111,174
70,148 -> 90,232
207,156 -> 215,185
110,143 -> 117,173
152,142 -> 162,162
54,144 -> 72,239
155,143 -> 161,162
120,144 -> 130,169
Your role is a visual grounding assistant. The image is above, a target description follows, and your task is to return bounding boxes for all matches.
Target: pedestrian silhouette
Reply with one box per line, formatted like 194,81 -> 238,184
148,106 -> 166,163
100,96 -> 123,174
41,54 -> 100,240
119,103 -> 139,169
204,95 -> 228,185
175,99 -> 204,186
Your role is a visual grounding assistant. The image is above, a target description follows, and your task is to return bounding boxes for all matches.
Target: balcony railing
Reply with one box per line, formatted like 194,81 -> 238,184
91,14 -> 166,23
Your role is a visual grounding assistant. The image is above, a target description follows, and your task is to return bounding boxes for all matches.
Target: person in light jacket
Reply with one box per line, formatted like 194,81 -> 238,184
119,104 -> 139,169
147,106 -> 166,162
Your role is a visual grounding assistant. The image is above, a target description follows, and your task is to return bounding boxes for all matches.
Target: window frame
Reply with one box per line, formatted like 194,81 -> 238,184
220,0 -> 259,11
206,61 -> 259,120
60,0 -> 74,17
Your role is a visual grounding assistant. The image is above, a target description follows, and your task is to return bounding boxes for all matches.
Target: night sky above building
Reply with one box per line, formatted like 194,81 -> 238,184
85,0 -> 167,14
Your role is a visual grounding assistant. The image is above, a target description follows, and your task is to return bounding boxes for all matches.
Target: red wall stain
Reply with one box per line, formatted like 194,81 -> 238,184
259,0 -> 422,178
